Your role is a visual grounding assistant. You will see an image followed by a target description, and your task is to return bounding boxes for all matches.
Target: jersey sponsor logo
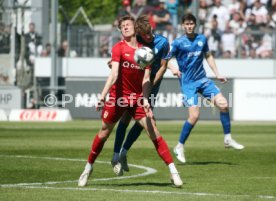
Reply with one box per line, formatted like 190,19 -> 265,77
187,51 -> 202,57
197,41 -> 203,47
122,61 -> 141,70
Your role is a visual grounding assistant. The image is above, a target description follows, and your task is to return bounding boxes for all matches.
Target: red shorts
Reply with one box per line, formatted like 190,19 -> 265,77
101,99 -> 146,124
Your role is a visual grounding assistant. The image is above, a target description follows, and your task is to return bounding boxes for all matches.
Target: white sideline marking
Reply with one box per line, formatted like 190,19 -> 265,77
0,155 -> 156,187
4,186 -> 276,200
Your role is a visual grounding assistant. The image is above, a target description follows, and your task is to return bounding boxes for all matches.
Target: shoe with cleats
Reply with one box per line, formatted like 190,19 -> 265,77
224,138 -> 244,150
173,145 -> 186,163
170,173 -> 183,187
119,154 -> 129,172
78,167 -> 93,187
111,160 -> 124,176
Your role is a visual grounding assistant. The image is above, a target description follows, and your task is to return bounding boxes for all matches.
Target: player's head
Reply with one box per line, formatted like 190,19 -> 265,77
181,13 -> 197,35
135,15 -> 154,43
118,15 -> 136,38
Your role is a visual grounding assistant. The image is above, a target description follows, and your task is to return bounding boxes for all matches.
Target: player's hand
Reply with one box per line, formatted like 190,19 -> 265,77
96,98 -> 105,111
172,68 -> 181,78
143,99 -> 153,118
216,75 -> 227,83
107,60 -> 112,69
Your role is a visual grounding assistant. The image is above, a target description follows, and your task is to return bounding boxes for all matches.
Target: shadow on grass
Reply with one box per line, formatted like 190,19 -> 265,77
178,161 -> 236,166
94,182 -> 173,187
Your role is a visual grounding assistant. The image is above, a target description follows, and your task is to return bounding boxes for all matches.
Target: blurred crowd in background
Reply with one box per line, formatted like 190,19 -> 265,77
107,0 -> 276,59
0,0 -> 275,62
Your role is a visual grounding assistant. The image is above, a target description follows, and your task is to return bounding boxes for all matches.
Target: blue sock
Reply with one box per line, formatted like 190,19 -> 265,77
179,121 -> 194,144
123,122 -> 143,150
114,121 -> 128,153
220,111 -> 231,135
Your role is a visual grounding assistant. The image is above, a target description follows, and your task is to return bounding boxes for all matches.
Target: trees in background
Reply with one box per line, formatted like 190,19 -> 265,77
59,0 -> 120,24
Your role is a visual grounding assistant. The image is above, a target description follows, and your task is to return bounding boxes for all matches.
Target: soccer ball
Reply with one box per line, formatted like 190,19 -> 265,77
134,47 -> 154,69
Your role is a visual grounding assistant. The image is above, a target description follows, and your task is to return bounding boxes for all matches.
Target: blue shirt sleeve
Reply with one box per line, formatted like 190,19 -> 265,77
161,41 -> 170,59
203,36 -> 209,53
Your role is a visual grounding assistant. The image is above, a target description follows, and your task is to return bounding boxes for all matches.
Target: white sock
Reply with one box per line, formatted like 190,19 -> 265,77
224,133 -> 232,141
120,148 -> 128,156
168,163 -> 178,174
176,142 -> 184,148
113,152 -> 120,162
85,162 -> 92,172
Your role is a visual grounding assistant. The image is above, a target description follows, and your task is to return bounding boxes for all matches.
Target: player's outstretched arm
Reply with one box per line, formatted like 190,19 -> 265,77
142,69 -> 153,118
153,59 -> 168,86
205,52 -> 227,83
96,61 -> 119,111
167,60 -> 181,78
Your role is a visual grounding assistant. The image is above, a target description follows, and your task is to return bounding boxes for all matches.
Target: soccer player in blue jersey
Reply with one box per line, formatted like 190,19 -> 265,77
167,13 -> 244,164
111,15 -> 181,175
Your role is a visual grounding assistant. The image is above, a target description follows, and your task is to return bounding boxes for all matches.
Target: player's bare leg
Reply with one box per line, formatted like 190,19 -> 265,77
214,93 -> 244,150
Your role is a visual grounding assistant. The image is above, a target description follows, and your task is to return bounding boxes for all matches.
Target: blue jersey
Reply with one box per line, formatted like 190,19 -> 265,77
137,34 -> 169,107
167,34 -> 209,82
137,34 -> 169,76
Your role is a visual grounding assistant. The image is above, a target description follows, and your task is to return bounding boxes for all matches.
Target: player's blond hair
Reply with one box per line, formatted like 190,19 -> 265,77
135,15 -> 152,35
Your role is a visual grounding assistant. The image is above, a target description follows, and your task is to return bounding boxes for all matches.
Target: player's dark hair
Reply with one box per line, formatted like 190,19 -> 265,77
181,13 -> 197,24
135,15 -> 152,35
118,15 -> 135,30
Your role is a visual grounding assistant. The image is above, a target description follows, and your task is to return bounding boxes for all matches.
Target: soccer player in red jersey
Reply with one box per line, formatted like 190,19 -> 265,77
78,15 -> 183,187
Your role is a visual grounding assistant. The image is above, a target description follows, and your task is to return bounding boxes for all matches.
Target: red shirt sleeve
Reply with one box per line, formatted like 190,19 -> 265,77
111,42 -> 122,62
145,65 -> 151,70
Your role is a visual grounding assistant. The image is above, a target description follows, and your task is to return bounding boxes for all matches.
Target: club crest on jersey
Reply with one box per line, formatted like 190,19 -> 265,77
197,41 -> 203,47
103,111 -> 109,119
154,47 -> 158,54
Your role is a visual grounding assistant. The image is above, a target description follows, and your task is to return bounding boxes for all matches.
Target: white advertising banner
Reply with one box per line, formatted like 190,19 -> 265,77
9,109 -> 72,122
233,79 -> 276,121
0,86 -> 22,113
0,109 -> 8,121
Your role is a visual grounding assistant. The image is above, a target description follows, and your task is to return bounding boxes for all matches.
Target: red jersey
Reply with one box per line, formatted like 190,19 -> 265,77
110,40 -> 150,101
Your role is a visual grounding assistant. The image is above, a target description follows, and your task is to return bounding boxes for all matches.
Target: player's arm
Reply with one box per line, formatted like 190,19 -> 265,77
205,52 -> 227,83
100,61 -> 119,100
167,60 -> 181,78
142,68 -> 153,118
165,40 -> 180,78
152,59 -> 168,86
96,61 -> 119,111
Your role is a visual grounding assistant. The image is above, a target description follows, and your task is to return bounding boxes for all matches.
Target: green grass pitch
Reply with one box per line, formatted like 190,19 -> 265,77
0,120 -> 276,201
